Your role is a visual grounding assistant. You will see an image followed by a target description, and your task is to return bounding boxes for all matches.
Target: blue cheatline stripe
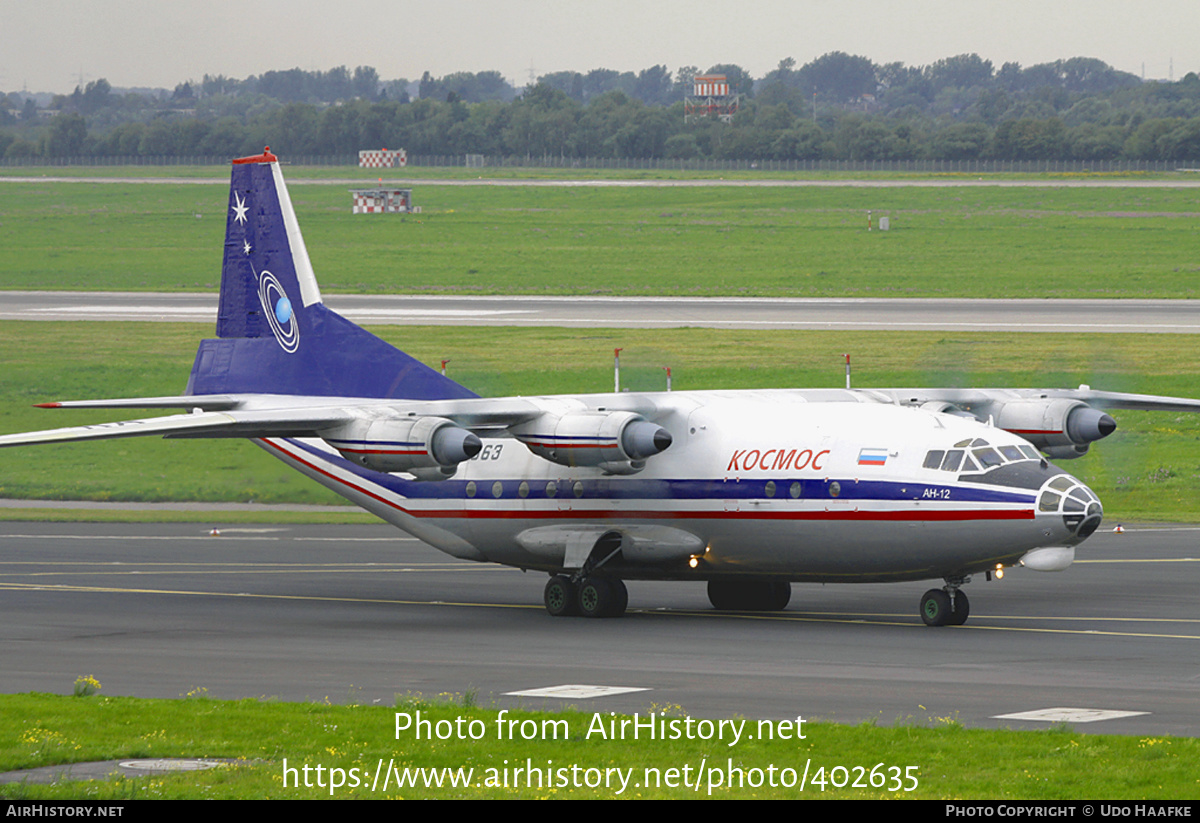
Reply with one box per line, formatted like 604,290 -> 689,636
283,438 -> 1036,506
263,438 -> 1037,524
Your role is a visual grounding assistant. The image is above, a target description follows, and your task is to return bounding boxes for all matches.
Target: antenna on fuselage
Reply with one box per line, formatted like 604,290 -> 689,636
843,353 -> 851,389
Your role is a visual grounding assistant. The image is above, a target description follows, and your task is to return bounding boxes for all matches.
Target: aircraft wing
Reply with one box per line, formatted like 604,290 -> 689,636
0,394 -> 549,449
1033,387 -> 1200,413
0,405 -> 354,448
868,386 -> 1200,413
855,386 -> 1200,459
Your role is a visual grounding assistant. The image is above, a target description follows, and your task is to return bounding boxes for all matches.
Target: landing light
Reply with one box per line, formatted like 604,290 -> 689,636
688,556 -> 700,569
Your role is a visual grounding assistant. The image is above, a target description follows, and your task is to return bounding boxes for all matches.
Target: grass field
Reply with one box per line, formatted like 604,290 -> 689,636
2,321 -> 1200,521
2,174 -> 1200,297
4,163 -> 1194,180
2,693 -> 1196,799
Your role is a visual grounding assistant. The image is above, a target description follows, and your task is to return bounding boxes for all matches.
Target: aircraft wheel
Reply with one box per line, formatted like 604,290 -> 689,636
920,589 -> 953,626
708,580 -> 790,611
608,578 -> 629,616
578,577 -> 626,618
764,581 -> 791,611
707,580 -> 743,610
544,575 -> 579,617
947,589 -> 970,626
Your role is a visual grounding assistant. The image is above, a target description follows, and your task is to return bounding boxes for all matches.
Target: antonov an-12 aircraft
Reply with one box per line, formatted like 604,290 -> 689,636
5,149 -> 1199,625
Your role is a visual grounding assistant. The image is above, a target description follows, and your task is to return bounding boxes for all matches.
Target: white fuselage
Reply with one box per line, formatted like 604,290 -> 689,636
260,390 -> 1096,584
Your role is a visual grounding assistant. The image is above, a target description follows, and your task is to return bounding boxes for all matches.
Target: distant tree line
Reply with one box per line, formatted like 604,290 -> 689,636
4,54 -> 1200,162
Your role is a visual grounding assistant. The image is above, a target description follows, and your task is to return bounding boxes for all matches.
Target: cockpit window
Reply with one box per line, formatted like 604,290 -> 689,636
930,441 -> 1039,474
999,445 -> 1024,461
972,447 -> 1003,469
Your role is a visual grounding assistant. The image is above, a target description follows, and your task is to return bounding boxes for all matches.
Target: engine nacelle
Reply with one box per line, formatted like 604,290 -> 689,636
994,399 -> 1116,452
920,401 -> 978,420
511,411 -> 672,475
322,416 -> 481,475
1042,444 -> 1090,460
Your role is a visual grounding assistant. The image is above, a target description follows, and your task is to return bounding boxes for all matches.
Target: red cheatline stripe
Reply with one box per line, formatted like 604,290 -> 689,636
336,447 -> 427,456
523,442 -> 618,449
262,439 -> 1036,524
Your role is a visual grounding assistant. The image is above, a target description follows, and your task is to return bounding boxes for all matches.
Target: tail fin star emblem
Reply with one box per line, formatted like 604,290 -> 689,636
232,192 -> 248,224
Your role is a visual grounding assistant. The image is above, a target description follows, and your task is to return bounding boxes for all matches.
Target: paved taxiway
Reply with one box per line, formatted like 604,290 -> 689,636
1,521 -> 1197,736
5,291 -> 1200,333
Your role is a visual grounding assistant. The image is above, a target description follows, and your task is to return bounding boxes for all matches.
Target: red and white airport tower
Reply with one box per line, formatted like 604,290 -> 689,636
684,74 -> 739,123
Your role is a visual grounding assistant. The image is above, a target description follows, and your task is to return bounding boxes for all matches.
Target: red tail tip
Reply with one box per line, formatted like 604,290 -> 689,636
33,402 -> 62,408
232,147 -> 278,165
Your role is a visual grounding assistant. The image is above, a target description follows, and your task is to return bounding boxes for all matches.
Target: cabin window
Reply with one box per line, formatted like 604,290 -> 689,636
465,481 -> 476,498
545,481 -> 557,498
491,481 -> 503,498
764,480 -> 776,498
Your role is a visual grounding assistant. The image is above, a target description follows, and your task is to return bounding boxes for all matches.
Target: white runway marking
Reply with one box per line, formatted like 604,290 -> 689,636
505,685 -> 651,699
993,708 -> 1150,724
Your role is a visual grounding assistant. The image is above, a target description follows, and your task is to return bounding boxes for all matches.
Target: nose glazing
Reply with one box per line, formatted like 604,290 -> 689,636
1037,474 -> 1103,542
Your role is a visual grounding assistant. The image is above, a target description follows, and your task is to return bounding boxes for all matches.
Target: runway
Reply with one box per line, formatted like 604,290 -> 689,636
2,521 -> 1197,736
4,291 -> 1200,333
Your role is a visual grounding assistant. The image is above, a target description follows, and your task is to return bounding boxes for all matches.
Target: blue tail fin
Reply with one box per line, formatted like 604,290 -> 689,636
186,148 -> 477,401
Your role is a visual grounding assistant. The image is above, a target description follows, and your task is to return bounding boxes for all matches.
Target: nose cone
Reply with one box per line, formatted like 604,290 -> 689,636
1037,473 -> 1103,544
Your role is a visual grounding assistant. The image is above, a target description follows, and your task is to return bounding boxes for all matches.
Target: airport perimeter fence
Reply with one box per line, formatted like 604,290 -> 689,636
2,154 -> 1198,174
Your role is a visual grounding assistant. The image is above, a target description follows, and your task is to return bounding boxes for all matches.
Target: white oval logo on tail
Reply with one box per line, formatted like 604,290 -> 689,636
257,269 -> 299,353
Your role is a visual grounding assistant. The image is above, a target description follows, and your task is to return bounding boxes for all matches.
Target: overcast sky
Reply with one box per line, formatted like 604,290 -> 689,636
3,0 -> 1196,94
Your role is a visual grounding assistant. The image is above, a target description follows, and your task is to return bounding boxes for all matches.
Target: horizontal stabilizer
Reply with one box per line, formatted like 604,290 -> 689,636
34,395 -> 243,411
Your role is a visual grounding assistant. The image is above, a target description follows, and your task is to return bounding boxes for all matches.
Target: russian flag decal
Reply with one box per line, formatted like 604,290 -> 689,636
858,448 -> 889,466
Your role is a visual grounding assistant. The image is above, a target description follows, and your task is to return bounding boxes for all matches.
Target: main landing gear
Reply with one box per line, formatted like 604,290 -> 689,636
707,580 -> 791,611
920,579 -> 970,626
544,574 -> 628,618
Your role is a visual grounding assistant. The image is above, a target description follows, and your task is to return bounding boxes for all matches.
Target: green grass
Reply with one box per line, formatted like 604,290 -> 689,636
1,693 -> 1196,799
3,177 -> 1200,297
0,508 -> 374,524
2,321 -> 1200,521
3,162 -> 1196,181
